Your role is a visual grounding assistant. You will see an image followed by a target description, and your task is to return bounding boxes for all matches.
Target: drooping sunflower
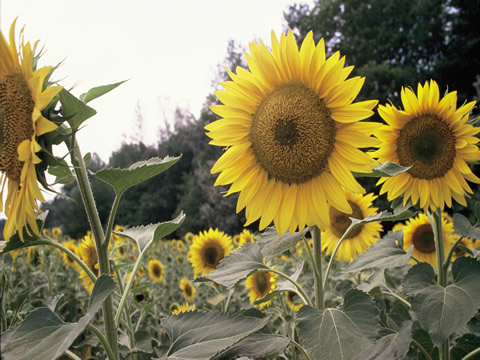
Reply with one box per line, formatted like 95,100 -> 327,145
322,190 -> 383,262
206,30 -> 379,235
188,228 -> 232,277
0,20 -> 63,241
148,259 -> 165,283
179,277 -> 196,303
399,212 -> 455,267
171,303 -> 195,315
373,80 -> 480,211
245,270 -> 278,309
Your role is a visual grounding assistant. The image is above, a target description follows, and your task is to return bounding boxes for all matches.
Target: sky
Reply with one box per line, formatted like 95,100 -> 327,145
1,0 -> 314,162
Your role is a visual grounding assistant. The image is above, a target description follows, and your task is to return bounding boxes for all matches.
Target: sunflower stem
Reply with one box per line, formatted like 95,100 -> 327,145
311,226 -> 324,310
322,228 -> 348,293
69,138 -> 118,359
290,339 -> 312,360
104,194 -> 123,249
444,236 -> 463,271
267,268 -> 313,307
87,323 -> 116,360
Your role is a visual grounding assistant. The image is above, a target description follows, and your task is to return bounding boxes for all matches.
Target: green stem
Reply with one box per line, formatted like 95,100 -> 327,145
104,194 -> 122,248
69,138 -> 118,359
379,291 -> 411,309
87,323 -> 116,360
311,226 -> 324,310
267,268 -> 313,307
444,236 -> 463,270
64,350 -> 82,360
224,288 -> 234,312
290,339 -> 312,360
462,346 -> 480,360
323,228 -> 348,291
411,338 -> 433,360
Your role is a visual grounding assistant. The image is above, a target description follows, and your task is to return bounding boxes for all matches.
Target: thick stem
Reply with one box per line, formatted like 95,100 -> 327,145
87,323 -> 116,360
311,226 -> 324,310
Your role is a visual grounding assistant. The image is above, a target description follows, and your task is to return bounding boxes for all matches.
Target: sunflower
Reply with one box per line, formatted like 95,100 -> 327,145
322,190 -> 383,262
52,227 -> 62,239
188,228 -> 232,277
232,234 -> 242,247
177,240 -> 185,252
184,232 -> 194,243
59,239 -> 78,268
238,229 -> 254,247
171,303 -> 195,315
245,271 -> 277,309
285,290 -> 304,312
206,30 -> 379,235
399,212 -> 455,267
0,20 -> 63,241
42,228 -> 51,237
373,80 -> 480,211
77,234 -> 99,293
179,277 -> 196,303
148,259 -> 164,283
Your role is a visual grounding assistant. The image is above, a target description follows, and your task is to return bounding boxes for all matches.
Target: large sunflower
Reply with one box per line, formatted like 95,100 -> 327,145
245,270 -> 277,309
373,80 -> 480,211
188,228 -> 232,277
206,30 -> 379,235
179,277 -> 196,303
0,20 -> 62,241
322,190 -> 383,262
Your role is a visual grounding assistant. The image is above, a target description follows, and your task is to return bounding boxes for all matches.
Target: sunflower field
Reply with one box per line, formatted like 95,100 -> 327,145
1,3 -> 480,360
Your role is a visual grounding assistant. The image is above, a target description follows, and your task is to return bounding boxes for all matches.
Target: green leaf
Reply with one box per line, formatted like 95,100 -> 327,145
0,275 -> 115,360
409,257 -> 480,345
453,213 -> 480,240
411,328 -> 438,360
196,242 -> 269,288
47,158 -> 75,185
402,262 -> 436,295
344,230 -> 412,273
58,89 -> 97,131
117,212 -> 185,253
353,161 -> 410,177
159,311 -> 270,360
296,289 -> 379,360
94,155 -> 181,195
79,80 -> 127,103
450,334 -> 480,360
358,321 -> 413,360
256,227 -> 309,261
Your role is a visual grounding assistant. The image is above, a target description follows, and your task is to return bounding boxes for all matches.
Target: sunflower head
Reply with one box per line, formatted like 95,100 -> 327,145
206,30 -> 379,235
148,259 -> 165,283
373,80 -> 480,211
52,227 -> 62,239
286,290 -> 304,312
184,232 -> 194,243
188,228 -> 232,277
78,234 -> 99,276
59,239 -> 78,268
0,19 -> 63,241
245,270 -> 277,309
179,277 -> 196,303
171,303 -> 195,315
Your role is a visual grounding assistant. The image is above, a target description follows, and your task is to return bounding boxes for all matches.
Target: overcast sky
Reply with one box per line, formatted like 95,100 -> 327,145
1,0 -> 313,162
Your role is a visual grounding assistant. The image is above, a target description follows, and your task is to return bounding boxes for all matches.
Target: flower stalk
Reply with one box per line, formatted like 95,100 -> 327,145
311,226 -> 324,310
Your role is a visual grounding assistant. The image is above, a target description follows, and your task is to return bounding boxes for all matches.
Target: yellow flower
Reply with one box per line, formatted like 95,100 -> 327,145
179,277 -> 196,303
184,232 -> 194,243
137,264 -> 146,278
245,271 -> 277,309
177,240 -> 185,252
77,234 -> 99,293
285,290 -> 304,312
0,19 -> 62,241
52,227 -> 62,239
171,303 -> 195,315
399,212 -> 455,267
232,234 -> 241,247
206,30 -> 379,235
238,229 -> 254,247
60,239 -> 78,268
373,80 -> 480,211
148,259 -> 165,283
42,228 -> 51,237
322,191 -> 383,262
188,228 -> 232,277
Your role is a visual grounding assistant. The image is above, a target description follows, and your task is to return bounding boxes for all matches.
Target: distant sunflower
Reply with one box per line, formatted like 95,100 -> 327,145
322,191 -> 383,262
188,228 -> 232,277
52,227 -> 62,239
184,232 -> 194,243
373,80 -> 480,211
285,290 -> 304,312
206,30 -> 379,235
179,278 -> 196,303
0,20 -> 63,241
78,235 -> 99,293
245,271 -> 277,309
177,240 -> 185,252
399,212 -> 455,267
60,239 -> 78,268
239,229 -> 254,247
172,303 -> 195,315
137,264 -> 146,278
148,259 -> 164,283
232,234 -> 242,247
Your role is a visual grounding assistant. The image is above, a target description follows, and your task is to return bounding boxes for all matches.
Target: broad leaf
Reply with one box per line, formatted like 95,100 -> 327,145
410,257 -> 480,345
79,80 -> 127,103
257,227 -> 309,261
453,213 -> 480,240
353,161 -> 410,177
94,155 -> 181,195
296,289 -> 379,360
159,311 -> 269,360
58,89 -> 97,131
402,262 -> 436,295
344,231 -> 412,273
450,334 -> 480,360
196,242 -> 269,288
47,159 -> 75,185
0,275 -> 115,360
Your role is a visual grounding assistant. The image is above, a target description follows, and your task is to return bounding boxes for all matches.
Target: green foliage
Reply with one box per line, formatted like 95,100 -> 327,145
79,81 -> 127,104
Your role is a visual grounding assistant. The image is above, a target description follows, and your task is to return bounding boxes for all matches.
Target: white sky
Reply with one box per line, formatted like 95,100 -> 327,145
1,0 -> 314,162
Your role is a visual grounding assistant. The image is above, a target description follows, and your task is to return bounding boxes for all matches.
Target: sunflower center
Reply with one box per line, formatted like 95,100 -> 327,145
202,242 -> 225,267
411,223 -> 435,253
396,115 -> 456,179
329,200 -> 364,239
250,82 -> 336,184
255,272 -> 269,295
184,284 -> 193,297
0,73 -> 35,182
153,264 -> 162,277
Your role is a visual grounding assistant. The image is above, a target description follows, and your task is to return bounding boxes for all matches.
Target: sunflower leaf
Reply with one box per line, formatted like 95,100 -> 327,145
159,311 -> 270,360
79,80 -> 127,103
58,89 -> 97,131
94,155 -> 181,195
0,275 -> 115,360
450,334 -> 480,359
453,213 -> 480,240
296,289 -> 379,360
257,227 -> 309,261
344,230 -> 412,273
409,257 -> 480,345
402,262 -> 436,295
353,161 -> 410,177
196,242 -> 269,288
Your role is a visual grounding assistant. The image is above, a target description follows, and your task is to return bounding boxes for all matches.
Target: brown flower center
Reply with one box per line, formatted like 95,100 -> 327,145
202,241 -> 225,267
328,200 -> 364,238
184,284 -> 193,297
411,223 -> 436,253
152,263 -> 162,278
254,272 -> 270,296
250,82 -> 336,184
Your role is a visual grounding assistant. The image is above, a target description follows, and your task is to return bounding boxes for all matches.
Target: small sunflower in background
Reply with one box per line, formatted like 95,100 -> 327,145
171,303 -> 195,315
0,19 -> 63,241
52,227 -> 62,239
137,264 -> 146,278
177,240 -> 185,252
245,271 -> 277,310
179,278 -> 196,303
373,80 -> 480,211
148,259 -> 165,283
206,29 -> 379,235
232,234 -> 242,247
77,234 -> 99,293
322,191 -> 383,262
238,229 -> 254,247
188,228 -> 232,277
184,232 -> 194,244
42,228 -> 52,238
59,239 -> 78,269
285,290 -> 304,312
398,212 -> 455,267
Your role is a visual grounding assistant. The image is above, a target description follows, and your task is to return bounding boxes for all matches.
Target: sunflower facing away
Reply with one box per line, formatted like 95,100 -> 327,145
179,277 -> 196,303
322,190 -> 383,262
373,80 -> 480,211
0,20 -> 63,241
245,270 -> 278,309
148,259 -> 165,283
188,228 -> 232,277
206,30 -> 379,235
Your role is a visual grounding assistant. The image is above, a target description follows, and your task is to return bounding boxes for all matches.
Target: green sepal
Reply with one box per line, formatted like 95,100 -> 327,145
79,80 -> 127,103
58,89 -> 97,131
